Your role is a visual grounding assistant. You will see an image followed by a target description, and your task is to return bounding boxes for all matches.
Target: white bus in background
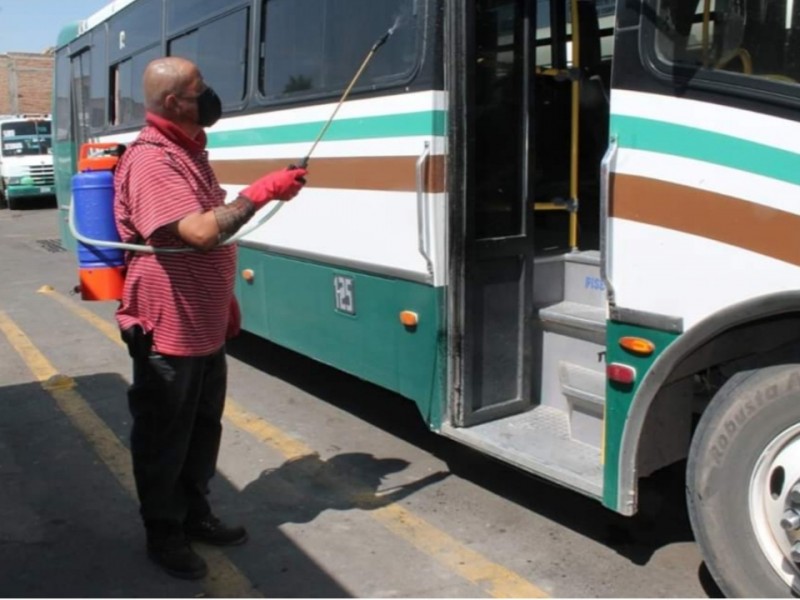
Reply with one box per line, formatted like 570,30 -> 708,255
0,115 -> 55,210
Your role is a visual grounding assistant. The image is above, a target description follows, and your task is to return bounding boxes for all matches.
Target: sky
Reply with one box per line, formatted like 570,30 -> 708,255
0,0 -> 111,54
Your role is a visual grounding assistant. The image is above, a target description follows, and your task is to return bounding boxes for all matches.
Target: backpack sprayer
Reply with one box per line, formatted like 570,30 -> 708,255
70,16 -> 403,301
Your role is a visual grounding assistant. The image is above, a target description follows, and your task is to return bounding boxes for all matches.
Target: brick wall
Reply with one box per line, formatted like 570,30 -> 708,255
0,52 -> 54,116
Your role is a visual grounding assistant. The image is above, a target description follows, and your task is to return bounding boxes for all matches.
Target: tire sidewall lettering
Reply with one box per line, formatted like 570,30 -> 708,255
709,379 -> 785,468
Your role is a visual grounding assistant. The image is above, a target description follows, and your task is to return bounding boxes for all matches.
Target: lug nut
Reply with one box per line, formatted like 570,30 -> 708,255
782,510 -> 800,531
790,484 -> 800,504
791,542 -> 800,563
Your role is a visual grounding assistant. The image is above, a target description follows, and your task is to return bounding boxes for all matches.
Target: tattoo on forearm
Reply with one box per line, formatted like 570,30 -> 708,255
212,195 -> 256,242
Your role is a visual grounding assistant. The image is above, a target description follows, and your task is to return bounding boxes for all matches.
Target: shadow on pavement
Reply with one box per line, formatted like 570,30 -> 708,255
228,330 -> 718,587
225,452 -> 449,596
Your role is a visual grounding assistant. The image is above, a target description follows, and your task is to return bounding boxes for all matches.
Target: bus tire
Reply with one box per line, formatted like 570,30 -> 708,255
687,364 -> 800,597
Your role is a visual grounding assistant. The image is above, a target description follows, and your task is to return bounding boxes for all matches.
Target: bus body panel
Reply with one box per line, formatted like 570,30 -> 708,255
603,320 -> 680,510
605,2 -> 800,512
608,91 -> 800,330
235,246 -> 446,426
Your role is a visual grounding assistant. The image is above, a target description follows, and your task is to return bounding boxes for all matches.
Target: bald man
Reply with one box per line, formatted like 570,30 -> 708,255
114,57 -> 307,580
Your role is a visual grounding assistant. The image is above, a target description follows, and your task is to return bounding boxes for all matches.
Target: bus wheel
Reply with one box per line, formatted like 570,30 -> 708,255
687,365 -> 800,597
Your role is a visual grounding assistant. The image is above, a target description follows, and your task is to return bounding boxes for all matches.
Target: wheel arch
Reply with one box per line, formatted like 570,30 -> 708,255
614,291 -> 800,515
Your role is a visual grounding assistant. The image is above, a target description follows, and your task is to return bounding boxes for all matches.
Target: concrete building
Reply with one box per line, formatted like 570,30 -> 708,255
0,52 -> 54,116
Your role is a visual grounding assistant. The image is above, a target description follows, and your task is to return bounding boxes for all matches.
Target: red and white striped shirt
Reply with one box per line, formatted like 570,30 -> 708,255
114,116 -> 236,356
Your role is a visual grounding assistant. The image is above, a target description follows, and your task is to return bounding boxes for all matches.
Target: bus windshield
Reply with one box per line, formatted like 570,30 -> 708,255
1,120 -> 52,157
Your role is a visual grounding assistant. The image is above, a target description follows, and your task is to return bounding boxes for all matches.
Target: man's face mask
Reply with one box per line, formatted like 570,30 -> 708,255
194,87 -> 222,128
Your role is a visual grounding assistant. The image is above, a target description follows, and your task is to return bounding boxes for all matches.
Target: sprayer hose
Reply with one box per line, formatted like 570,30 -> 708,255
67,196 -> 286,254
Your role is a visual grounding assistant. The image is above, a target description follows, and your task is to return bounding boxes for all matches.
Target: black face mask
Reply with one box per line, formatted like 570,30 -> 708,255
195,87 -> 222,128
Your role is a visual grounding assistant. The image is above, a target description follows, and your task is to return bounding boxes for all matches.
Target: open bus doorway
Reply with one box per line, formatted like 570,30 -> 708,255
452,0 -> 536,428
445,0 -> 614,496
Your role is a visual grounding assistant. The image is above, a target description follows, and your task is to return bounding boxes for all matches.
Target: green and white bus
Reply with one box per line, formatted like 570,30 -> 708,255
54,0 -> 800,594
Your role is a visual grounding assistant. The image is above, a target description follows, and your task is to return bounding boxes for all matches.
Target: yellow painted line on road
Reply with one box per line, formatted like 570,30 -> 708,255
1,305 -> 260,599
38,285 -> 122,340
0,311 -> 136,494
223,398 -> 317,461
41,287 -> 549,599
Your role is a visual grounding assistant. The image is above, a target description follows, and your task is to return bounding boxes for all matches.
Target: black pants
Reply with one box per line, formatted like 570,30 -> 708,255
125,332 -> 227,536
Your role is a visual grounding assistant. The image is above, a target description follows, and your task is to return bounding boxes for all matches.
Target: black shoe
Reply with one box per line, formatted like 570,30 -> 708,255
147,533 -> 208,580
185,514 -> 248,546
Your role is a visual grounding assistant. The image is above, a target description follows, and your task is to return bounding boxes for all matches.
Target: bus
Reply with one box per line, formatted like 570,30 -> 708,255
53,0 -> 800,595
0,115 -> 54,210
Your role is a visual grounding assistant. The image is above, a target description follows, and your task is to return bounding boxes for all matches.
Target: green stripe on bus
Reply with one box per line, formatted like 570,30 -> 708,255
611,114 -> 800,187
209,110 -> 447,148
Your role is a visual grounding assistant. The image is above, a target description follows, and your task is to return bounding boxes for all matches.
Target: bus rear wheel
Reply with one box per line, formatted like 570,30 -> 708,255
687,364 -> 800,597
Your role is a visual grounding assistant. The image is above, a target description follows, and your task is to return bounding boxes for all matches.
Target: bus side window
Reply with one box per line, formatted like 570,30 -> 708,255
109,46 -> 161,127
652,0 -> 800,84
110,62 -> 126,127
70,49 -> 91,148
90,28 -> 107,131
55,51 -> 72,143
260,0 -> 418,101
167,7 -> 250,107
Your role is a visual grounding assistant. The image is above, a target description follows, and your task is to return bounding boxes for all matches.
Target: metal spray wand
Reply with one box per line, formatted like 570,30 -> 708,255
296,18 -> 401,169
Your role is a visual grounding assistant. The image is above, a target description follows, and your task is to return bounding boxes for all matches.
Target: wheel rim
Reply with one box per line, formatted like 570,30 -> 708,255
749,422 -> 800,591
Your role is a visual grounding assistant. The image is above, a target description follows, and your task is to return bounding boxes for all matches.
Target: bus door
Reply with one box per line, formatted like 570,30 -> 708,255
450,0 -> 536,427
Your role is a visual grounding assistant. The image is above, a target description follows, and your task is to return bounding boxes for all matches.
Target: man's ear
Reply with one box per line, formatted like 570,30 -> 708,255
163,94 -> 180,115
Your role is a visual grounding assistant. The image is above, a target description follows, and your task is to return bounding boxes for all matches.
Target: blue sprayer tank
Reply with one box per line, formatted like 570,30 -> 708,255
71,143 -> 125,301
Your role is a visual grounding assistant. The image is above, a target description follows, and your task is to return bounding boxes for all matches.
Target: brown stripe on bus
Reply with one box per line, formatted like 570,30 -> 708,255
612,173 -> 800,267
211,155 -> 446,194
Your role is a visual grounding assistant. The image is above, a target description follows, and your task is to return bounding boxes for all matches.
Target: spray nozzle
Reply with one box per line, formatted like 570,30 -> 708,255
372,16 -> 402,51
372,29 -> 392,51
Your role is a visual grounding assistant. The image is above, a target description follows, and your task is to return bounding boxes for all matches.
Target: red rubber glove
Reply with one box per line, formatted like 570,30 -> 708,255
240,167 -> 307,208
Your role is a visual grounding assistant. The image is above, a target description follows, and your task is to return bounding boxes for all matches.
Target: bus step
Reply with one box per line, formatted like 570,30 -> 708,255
539,300 -> 606,344
563,250 -> 605,308
559,361 -> 605,448
537,300 -> 606,447
441,405 -> 603,500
